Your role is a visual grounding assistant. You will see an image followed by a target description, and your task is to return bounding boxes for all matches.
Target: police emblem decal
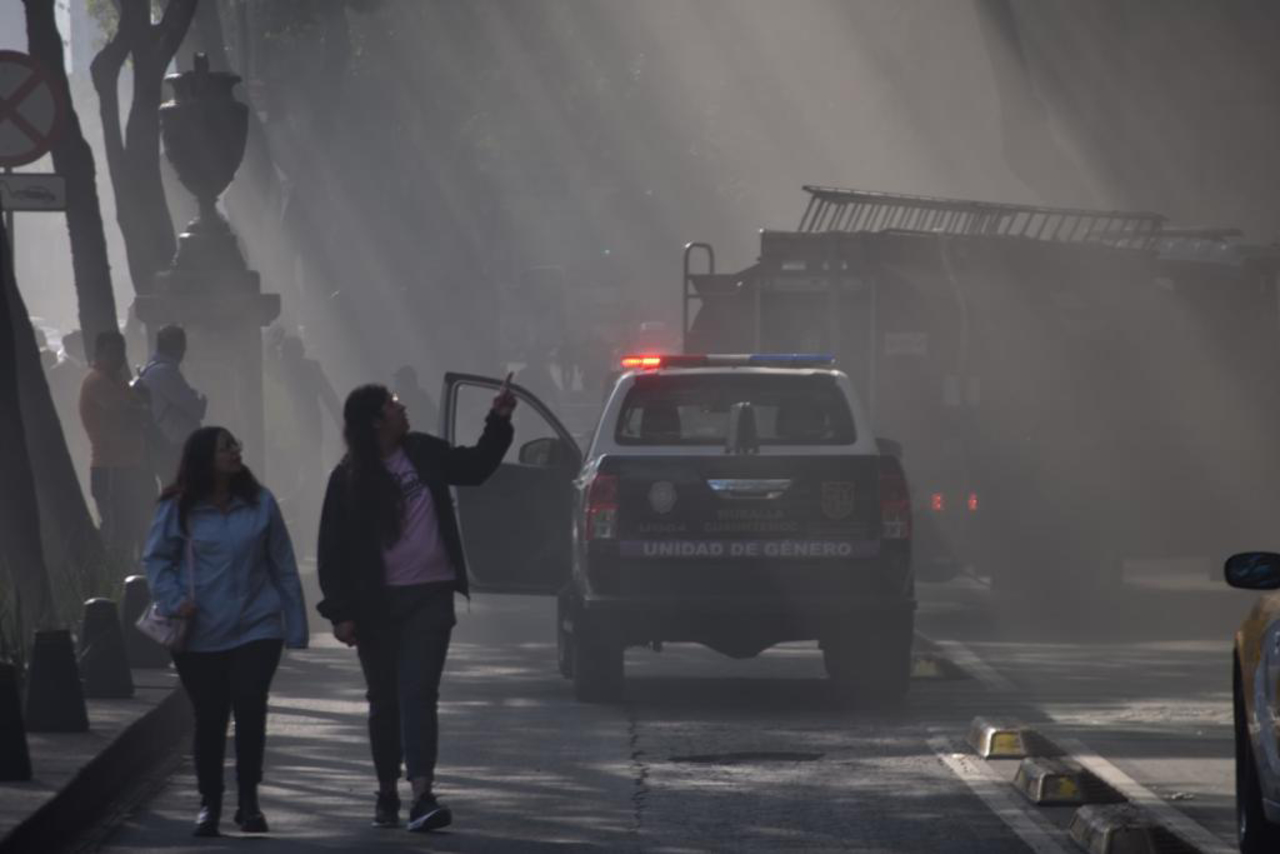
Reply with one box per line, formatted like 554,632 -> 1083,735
820,481 -> 855,520
648,481 -> 677,515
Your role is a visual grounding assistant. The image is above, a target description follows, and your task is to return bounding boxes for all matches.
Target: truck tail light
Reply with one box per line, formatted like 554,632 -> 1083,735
930,492 -> 945,513
879,459 -> 911,540
585,473 -> 619,541
967,492 -> 979,512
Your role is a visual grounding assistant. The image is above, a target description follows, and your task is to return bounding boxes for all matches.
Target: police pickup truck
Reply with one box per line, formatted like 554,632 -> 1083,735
441,354 -> 914,703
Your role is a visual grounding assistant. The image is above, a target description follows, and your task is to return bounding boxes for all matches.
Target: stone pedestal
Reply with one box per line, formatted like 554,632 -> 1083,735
142,54 -> 279,475
136,268 -> 279,475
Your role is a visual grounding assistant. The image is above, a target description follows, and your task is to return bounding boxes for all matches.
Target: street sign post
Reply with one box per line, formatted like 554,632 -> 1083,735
0,50 -> 68,261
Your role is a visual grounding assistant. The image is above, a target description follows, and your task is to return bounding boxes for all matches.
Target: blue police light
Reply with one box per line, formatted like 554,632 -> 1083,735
746,354 -> 836,367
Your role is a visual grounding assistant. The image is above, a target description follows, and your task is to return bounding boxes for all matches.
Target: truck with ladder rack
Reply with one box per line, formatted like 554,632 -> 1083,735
683,187 -> 1280,587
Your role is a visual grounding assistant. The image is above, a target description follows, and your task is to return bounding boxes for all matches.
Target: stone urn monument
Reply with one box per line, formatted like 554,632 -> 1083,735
160,52 -> 249,271
135,53 -> 279,474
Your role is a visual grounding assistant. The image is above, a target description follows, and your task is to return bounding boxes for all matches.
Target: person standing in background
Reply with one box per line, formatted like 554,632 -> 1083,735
47,329 -> 90,484
135,325 -> 207,484
274,334 -> 341,556
391,366 -> 438,434
79,330 -> 153,562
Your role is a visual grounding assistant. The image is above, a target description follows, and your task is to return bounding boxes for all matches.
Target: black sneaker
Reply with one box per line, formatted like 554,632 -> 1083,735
234,786 -> 269,832
372,791 -> 400,828
233,807 -> 269,833
193,799 -> 221,837
406,792 -> 452,832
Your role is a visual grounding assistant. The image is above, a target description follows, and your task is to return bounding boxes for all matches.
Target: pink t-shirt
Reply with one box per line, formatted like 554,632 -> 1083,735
381,448 -> 456,586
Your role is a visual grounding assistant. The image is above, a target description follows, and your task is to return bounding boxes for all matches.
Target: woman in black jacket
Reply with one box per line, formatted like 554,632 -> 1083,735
316,382 -> 514,832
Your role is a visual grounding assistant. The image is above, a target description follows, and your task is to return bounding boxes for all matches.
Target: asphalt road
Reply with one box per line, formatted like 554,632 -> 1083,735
89,561 -> 1247,853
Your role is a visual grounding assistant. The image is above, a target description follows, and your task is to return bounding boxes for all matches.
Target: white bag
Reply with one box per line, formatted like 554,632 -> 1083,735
135,538 -> 194,651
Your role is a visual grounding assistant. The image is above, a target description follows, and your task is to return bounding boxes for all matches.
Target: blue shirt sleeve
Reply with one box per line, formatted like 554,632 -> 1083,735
142,499 -> 186,616
146,360 -> 207,423
263,491 -> 309,649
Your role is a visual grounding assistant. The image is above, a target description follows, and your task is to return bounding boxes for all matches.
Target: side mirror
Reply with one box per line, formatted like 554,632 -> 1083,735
519,437 -> 576,468
1224,552 -> 1280,590
876,437 -> 904,459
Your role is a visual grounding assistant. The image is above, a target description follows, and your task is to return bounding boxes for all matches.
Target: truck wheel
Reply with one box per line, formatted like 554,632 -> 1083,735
1236,675 -> 1280,852
556,593 -> 575,680
572,617 -> 624,703
822,618 -> 913,707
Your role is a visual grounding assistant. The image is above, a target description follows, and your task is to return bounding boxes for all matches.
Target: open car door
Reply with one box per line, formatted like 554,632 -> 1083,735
442,372 -> 582,594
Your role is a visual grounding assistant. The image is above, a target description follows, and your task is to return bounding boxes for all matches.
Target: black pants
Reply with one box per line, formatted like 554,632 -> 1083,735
356,584 -> 455,787
173,638 -> 283,800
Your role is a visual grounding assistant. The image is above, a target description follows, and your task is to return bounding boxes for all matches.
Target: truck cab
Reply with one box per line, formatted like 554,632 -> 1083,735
442,354 -> 915,705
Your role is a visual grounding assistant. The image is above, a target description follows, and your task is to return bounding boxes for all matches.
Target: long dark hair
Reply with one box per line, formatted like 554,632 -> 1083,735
342,384 -> 404,547
160,426 -> 262,534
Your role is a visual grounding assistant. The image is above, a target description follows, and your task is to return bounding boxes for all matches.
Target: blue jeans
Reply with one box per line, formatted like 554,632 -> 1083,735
356,583 -> 455,786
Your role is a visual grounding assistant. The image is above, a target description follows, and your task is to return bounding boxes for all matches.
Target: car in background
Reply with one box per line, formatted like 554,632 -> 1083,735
1225,551 -> 1280,853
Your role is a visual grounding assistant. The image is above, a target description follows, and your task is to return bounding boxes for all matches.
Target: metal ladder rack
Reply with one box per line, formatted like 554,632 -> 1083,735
797,185 -> 1167,251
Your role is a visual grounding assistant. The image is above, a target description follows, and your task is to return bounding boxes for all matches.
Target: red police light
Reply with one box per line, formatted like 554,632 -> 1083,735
621,355 -> 664,369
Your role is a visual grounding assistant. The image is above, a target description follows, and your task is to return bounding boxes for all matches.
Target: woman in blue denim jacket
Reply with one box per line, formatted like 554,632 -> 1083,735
143,426 -> 308,838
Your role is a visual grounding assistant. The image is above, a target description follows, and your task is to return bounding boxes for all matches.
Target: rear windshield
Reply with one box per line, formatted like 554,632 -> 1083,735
615,373 -> 856,446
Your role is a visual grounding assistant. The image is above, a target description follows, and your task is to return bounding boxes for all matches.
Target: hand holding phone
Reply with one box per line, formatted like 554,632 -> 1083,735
493,371 -> 518,417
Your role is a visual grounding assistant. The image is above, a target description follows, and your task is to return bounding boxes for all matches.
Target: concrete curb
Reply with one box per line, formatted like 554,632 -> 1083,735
0,685 -> 191,854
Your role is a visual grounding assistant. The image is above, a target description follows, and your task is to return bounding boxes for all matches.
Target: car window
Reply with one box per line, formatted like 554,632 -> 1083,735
615,373 -> 855,445
451,381 -> 561,459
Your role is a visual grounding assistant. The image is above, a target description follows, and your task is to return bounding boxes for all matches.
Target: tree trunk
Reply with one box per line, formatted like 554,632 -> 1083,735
5,258 -> 108,621
91,0 -> 195,301
23,0 -> 119,350
19,0 -> 113,615
0,218 -> 56,632
91,2 -> 151,300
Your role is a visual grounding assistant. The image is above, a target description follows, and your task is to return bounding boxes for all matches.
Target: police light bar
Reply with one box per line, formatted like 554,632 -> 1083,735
619,355 -> 664,369
619,353 -> 836,370
745,354 -> 836,366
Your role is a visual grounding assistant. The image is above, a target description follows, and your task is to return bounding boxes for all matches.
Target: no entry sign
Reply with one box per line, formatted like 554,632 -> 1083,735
0,50 -> 66,168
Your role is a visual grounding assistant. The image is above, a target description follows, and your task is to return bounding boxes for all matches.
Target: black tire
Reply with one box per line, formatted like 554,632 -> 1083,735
556,593 -> 575,680
822,616 -> 913,707
1236,667 -> 1280,853
572,616 -> 624,703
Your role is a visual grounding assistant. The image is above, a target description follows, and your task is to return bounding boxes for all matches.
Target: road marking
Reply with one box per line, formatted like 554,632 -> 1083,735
1052,735 -> 1235,854
924,634 -> 1236,853
928,734 -> 1073,854
918,634 -> 1018,693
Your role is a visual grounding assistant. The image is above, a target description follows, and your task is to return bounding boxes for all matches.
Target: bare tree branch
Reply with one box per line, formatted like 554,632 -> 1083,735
91,0 -> 196,299
90,0 -> 152,297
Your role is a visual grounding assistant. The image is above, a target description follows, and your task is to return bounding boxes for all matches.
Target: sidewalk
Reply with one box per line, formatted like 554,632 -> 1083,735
0,669 -> 189,854
93,596 -> 638,853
